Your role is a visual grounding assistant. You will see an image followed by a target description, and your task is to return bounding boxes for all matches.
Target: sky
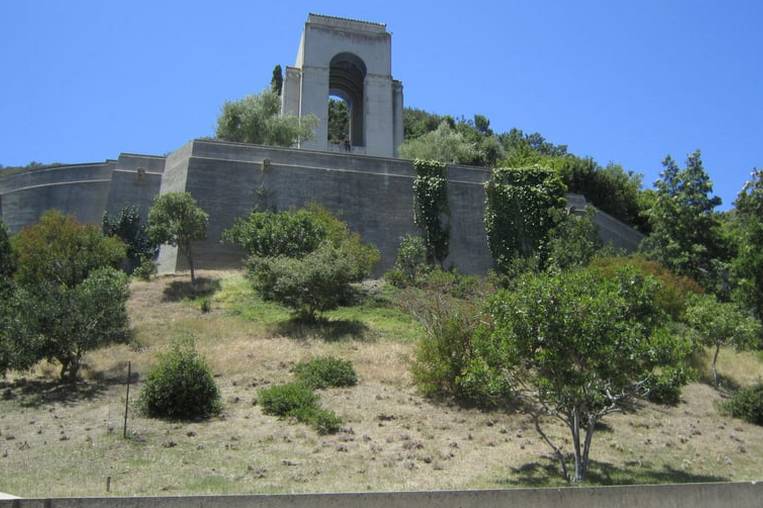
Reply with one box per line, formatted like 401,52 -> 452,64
1,1 -> 761,208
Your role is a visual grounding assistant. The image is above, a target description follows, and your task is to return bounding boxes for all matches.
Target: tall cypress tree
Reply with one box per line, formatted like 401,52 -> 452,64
271,65 -> 283,96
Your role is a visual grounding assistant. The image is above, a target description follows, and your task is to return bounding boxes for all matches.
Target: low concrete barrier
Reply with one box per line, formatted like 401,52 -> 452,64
2,482 -> 761,508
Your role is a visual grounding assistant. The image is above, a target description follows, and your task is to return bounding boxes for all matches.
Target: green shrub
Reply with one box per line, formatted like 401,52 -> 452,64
257,382 -> 318,417
139,338 -> 221,419
418,269 -> 481,300
199,297 -> 211,313
385,235 -> 429,288
132,256 -> 157,281
223,208 -> 326,258
646,367 -> 692,405
721,383 -> 763,425
249,241 -> 374,319
257,382 -> 342,434
102,206 -> 156,273
12,210 -> 126,288
590,255 -> 703,320
293,356 -> 357,389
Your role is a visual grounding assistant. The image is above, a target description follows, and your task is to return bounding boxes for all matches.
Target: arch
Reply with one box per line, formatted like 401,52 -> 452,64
329,52 -> 366,147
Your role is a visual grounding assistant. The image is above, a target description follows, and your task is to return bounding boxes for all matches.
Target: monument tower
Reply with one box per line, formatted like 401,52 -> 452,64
281,14 -> 404,157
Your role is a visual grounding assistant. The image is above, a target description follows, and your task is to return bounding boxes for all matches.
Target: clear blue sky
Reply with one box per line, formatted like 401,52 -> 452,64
1,1 -> 761,208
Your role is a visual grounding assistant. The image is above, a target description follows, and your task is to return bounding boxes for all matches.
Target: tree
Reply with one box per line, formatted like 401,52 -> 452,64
484,165 -> 567,272
545,208 -> 602,272
0,219 -> 14,294
328,98 -> 349,144
147,193 -> 208,285
102,206 -> 156,272
271,64 -> 283,96
731,168 -> 763,319
12,268 -> 129,381
641,151 -> 728,290
399,121 -> 477,164
12,210 -> 126,288
684,294 -> 762,388
215,89 -> 317,147
478,267 -> 689,482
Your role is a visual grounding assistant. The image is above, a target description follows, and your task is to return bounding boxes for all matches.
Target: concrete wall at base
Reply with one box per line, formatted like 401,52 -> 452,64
3,482 -> 762,508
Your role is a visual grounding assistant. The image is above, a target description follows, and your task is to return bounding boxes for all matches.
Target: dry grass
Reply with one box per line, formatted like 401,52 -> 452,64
1,270 -> 763,497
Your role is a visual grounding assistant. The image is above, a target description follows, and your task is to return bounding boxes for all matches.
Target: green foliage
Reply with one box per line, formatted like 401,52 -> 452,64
684,294 -> 762,387
132,256 -> 157,281
589,255 -> 704,321
385,235 -> 429,288
270,65 -> 283,95
400,122 -> 478,164
484,165 -> 567,272
12,268 -> 130,381
248,242 -> 373,319
139,337 -> 221,419
257,382 -> 341,434
730,168 -> 763,319
641,151 -> 729,290
328,98 -> 349,144
545,209 -> 603,272
199,297 -> 211,313
403,108 -> 452,140
412,160 -> 449,265
0,219 -> 15,285
12,210 -> 126,288
410,297 -> 508,406
102,205 -> 156,273
293,356 -> 357,389
645,366 -> 692,405
223,208 -> 326,258
215,89 -> 317,147
148,192 -> 208,284
478,267 -> 690,481
721,383 -> 763,425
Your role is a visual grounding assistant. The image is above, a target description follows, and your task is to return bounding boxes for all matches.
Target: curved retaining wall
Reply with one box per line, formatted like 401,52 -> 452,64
0,154 -> 164,234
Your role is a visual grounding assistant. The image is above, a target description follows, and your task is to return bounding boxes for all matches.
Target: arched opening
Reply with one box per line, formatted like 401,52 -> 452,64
328,52 -> 366,148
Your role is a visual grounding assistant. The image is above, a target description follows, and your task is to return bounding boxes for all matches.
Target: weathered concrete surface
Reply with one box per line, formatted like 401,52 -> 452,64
0,138 -> 644,277
2,482 -> 762,508
281,14 -> 404,157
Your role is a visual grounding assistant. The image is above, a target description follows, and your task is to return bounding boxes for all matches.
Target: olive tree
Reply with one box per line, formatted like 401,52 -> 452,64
684,294 -> 762,388
478,267 -> 690,482
148,192 -> 208,285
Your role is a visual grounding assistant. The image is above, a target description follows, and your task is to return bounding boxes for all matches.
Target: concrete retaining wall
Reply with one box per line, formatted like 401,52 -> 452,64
2,482 -> 761,508
0,139 -> 645,275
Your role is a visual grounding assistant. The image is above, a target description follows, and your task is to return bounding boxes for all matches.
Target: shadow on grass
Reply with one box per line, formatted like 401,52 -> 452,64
270,316 -> 371,342
162,277 -> 221,302
501,458 -> 728,488
1,378 -> 108,408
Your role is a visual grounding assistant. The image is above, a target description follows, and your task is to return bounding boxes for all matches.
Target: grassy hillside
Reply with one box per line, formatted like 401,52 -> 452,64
1,271 -> 762,497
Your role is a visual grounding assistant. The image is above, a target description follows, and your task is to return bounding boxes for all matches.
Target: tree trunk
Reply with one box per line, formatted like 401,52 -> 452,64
571,408 -> 584,482
712,343 -> 721,388
187,242 -> 195,286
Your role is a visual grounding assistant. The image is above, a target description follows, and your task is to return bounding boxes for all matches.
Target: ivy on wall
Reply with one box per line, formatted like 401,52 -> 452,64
484,165 -> 567,272
412,159 -> 450,266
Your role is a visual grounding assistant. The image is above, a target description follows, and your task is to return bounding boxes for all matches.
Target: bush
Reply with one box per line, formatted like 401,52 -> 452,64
102,206 -> 156,273
139,338 -> 221,419
257,382 -> 341,434
722,383 -> 763,425
645,367 -> 691,405
248,242 -> 373,319
590,255 -> 703,320
199,297 -> 211,313
293,356 -> 357,389
223,208 -> 327,258
132,256 -> 157,281
385,235 -> 429,288
12,210 -> 126,288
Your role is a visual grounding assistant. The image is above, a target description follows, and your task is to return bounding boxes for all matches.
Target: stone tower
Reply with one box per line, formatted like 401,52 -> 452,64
281,14 -> 404,158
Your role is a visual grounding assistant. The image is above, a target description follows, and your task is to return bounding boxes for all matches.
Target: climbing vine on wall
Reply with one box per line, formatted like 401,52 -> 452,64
412,159 -> 449,266
484,165 -> 567,272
